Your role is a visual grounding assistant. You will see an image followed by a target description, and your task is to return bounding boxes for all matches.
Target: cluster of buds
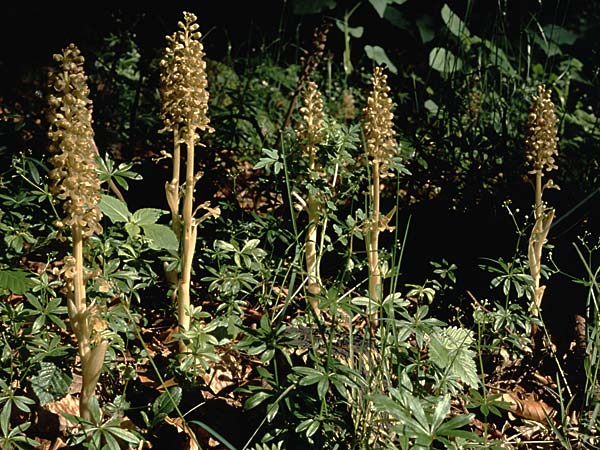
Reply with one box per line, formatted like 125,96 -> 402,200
297,81 -> 326,161
525,84 -> 559,178
298,21 -> 332,88
48,44 -> 102,238
363,67 -> 397,176
341,89 -> 356,121
159,11 -> 212,142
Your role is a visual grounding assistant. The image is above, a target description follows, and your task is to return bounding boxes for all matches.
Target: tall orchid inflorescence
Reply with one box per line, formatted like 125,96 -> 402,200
297,80 -> 326,315
47,43 -> 107,421
525,84 -> 559,331
363,66 -> 398,328
159,11 -> 219,354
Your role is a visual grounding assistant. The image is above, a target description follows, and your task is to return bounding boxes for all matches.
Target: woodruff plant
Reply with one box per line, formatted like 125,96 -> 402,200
47,44 -> 108,421
159,11 -> 220,354
525,84 -> 559,342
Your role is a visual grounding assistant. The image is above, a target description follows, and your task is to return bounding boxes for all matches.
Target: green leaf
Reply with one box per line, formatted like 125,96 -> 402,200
0,269 -> 34,295
99,195 -> 130,223
30,362 -> 71,405
384,6 -> 410,29
242,239 -> 261,253
416,15 -> 435,43
124,222 -> 141,239
441,3 -> 471,39
369,0 -> 389,17
214,240 -> 237,253
103,431 -> 121,450
88,396 -> 102,425
1,402 -> 11,436
429,326 -> 479,388
543,24 -> 578,45
132,208 -> 165,226
424,99 -> 439,115
107,426 -> 141,444
292,0 -> 336,15
151,387 -> 182,426
429,47 -> 463,73
244,391 -> 271,410
364,45 -> 398,74
142,224 -> 179,251
335,19 -> 364,38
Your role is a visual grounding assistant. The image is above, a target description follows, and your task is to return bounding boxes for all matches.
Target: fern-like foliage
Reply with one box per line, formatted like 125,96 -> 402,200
0,269 -> 34,295
429,326 -> 479,390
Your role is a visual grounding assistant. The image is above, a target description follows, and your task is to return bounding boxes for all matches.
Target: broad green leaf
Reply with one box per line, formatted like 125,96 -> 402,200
142,224 -> 179,251
364,45 -> 398,74
99,195 -> 130,223
441,3 -> 470,39
369,0 -> 389,17
0,269 -> 34,295
292,0 -> 335,15
335,19 -> 364,38
543,24 -> 578,45
424,99 -> 439,114
132,208 -> 165,226
384,7 -> 410,29
429,47 -> 463,73
416,15 -> 435,43
124,222 -> 141,239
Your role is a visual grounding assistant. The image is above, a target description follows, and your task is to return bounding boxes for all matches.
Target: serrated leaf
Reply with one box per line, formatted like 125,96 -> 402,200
429,47 -> 463,73
0,269 -> 34,295
132,208 -> 165,226
29,362 -> 72,405
99,195 -> 130,223
429,326 -> 479,388
364,45 -> 398,74
142,224 -> 179,251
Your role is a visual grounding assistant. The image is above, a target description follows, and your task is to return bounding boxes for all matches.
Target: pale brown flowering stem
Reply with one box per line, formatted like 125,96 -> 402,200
159,12 -> 218,354
524,84 -> 559,347
48,44 -> 106,420
362,67 -> 397,329
178,133 -> 198,354
368,160 -> 382,328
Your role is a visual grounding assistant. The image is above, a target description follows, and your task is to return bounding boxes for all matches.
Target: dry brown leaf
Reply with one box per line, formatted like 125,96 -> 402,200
164,416 -> 199,450
501,392 -> 555,423
44,394 -> 80,433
